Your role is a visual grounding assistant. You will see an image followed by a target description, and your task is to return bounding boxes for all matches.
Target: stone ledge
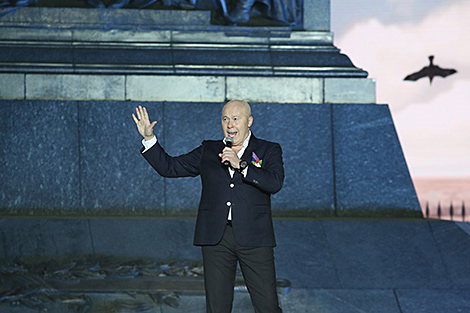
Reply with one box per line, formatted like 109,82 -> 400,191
0,7 -> 211,29
0,14 -> 366,78
0,27 -> 331,44
0,74 -> 375,103
126,75 -> 225,102
0,73 -> 24,99
25,74 -> 126,100
325,78 -> 376,103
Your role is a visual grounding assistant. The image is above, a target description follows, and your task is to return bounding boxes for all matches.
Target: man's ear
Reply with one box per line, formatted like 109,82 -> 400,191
248,116 -> 253,127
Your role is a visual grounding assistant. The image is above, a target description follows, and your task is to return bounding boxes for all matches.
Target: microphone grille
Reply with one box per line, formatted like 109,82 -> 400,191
225,136 -> 233,148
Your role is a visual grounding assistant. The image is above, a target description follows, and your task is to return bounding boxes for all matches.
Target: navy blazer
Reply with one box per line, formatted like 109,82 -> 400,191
142,134 -> 284,247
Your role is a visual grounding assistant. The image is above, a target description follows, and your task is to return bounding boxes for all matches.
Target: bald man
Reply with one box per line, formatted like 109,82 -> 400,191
133,100 -> 284,313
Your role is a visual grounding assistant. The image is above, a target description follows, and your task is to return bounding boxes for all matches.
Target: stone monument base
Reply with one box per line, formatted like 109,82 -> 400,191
0,7 -> 420,217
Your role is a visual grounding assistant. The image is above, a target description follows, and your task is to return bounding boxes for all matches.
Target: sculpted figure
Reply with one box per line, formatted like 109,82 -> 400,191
0,0 -> 297,26
0,0 -> 196,9
217,0 -> 297,25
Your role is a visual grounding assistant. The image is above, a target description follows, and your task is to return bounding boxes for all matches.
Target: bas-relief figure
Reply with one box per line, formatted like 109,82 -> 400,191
215,0 -> 298,25
0,0 -> 300,26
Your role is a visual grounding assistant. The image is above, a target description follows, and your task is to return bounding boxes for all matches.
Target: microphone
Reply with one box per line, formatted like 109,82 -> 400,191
223,137 -> 233,166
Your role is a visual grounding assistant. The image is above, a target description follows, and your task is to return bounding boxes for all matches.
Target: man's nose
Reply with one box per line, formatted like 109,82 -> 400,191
227,119 -> 234,128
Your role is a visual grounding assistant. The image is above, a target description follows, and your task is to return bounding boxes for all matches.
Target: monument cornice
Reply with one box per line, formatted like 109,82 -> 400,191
0,8 -> 366,77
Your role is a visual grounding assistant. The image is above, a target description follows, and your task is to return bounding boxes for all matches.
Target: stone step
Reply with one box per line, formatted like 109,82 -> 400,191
0,8 -> 367,77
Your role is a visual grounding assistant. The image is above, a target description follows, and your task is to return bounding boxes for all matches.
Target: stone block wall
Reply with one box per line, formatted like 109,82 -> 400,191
0,73 -> 376,104
0,98 -> 420,217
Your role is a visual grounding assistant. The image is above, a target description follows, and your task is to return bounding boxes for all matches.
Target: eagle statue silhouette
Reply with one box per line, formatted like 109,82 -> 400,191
404,55 -> 457,84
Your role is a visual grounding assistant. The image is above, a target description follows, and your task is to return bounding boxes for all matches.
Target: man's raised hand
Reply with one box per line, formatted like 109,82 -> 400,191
132,105 -> 157,141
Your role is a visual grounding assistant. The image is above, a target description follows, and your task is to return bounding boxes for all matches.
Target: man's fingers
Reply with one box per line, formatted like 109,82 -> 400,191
135,106 -> 152,123
133,109 -> 145,125
220,149 -> 238,165
135,106 -> 142,120
142,106 -> 149,121
219,152 -> 228,163
132,113 -> 139,124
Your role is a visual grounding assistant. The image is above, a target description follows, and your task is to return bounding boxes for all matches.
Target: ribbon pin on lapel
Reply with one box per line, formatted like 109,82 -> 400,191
252,152 -> 262,168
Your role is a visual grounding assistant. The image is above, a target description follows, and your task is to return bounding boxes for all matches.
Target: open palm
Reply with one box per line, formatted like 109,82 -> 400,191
132,105 -> 157,140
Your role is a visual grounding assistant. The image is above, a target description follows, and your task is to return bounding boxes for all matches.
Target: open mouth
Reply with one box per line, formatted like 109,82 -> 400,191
227,131 -> 238,138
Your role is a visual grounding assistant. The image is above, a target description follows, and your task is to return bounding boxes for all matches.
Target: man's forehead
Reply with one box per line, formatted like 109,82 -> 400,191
221,111 -> 249,119
222,101 -> 250,116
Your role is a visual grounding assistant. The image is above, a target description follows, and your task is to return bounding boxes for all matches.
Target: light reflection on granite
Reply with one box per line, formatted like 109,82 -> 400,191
0,100 -> 80,209
332,103 -> 420,216
0,100 -> 419,217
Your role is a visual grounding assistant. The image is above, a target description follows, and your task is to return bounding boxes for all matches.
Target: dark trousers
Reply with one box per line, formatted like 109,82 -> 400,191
202,224 -> 282,313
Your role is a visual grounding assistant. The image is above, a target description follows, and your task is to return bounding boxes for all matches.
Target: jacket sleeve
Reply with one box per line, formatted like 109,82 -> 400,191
242,143 -> 284,194
142,141 -> 203,178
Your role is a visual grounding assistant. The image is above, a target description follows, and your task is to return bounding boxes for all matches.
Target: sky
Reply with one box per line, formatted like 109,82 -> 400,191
331,0 -> 470,178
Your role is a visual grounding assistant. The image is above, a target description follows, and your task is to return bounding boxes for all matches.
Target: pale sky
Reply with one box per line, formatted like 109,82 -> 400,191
331,0 -> 470,178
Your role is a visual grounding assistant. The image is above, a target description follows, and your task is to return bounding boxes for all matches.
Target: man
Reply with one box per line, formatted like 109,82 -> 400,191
132,100 -> 284,313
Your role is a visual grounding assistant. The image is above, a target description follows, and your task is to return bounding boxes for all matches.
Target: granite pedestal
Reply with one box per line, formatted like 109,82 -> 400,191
0,100 -> 419,216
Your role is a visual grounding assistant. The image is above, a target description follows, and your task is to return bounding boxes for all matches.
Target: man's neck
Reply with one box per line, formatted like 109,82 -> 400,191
232,144 -> 244,153
234,132 -> 251,153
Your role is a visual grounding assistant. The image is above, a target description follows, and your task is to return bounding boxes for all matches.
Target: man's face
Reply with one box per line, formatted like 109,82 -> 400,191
221,101 -> 253,148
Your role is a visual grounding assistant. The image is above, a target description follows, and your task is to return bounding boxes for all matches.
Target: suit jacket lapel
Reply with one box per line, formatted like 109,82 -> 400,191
242,133 -> 259,163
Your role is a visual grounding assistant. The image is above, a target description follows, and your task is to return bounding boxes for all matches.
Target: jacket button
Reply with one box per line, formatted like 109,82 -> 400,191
226,201 -> 231,207
230,183 -> 235,188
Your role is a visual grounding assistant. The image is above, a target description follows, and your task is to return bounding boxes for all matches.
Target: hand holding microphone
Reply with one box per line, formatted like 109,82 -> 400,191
220,137 -> 240,168
223,137 -> 233,166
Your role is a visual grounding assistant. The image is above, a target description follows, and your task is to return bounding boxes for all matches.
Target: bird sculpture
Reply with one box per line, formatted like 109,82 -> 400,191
404,55 -> 457,84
